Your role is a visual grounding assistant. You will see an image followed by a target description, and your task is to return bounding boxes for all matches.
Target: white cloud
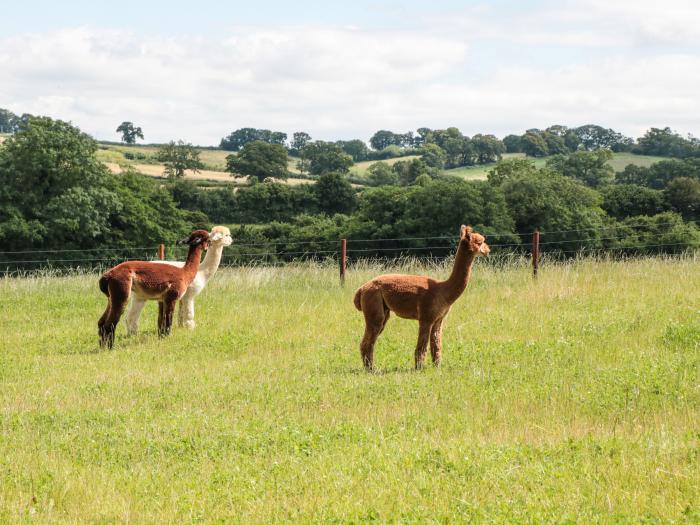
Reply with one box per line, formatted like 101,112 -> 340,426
1,6 -> 699,145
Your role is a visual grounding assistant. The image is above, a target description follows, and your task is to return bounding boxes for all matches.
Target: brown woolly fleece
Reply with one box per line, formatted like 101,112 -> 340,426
97,230 -> 210,349
353,225 -> 490,370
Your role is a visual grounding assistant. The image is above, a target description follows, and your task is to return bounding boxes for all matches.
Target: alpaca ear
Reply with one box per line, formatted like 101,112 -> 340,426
209,232 -> 223,242
460,225 -> 472,240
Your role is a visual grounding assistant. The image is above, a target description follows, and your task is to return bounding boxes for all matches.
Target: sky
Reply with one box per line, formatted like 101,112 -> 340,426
1,0 -> 699,145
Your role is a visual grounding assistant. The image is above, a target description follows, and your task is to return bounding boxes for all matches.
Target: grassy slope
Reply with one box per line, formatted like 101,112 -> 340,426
1,257 -> 699,523
445,152 -> 670,181
97,144 -> 669,186
349,155 -> 422,177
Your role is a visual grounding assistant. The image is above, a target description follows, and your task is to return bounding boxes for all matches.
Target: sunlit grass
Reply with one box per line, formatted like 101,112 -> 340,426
1,256 -> 699,523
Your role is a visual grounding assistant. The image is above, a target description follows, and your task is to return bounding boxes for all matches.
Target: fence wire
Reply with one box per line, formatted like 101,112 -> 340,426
1,221 -> 699,276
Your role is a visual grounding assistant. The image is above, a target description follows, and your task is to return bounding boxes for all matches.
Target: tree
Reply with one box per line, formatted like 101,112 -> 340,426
116,121 -> 144,144
521,131 -> 549,157
314,172 -> 356,214
366,162 -> 399,186
546,150 -> 614,188
302,142 -> 353,175
573,124 -> 632,152
369,130 -> 399,151
427,127 -> 473,168
541,131 -> 569,155
500,170 -> 606,251
503,134 -> 522,153
420,143 -> 447,169
471,134 -> 506,163
665,177 -> 700,220
220,128 -> 287,151
0,117 -> 191,251
611,212 -> 700,254
600,184 -> 667,219
289,132 -> 312,155
390,158 -> 431,186
0,108 -> 20,133
225,141 -> 288,183
157,141 -> 204,178
337,139 -> 370,162
635,127 -> 699,158
487,158 -> 539,186
615,158 -> 700,189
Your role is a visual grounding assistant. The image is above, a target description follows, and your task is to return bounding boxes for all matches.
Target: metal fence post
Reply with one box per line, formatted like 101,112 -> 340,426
532,230 -> 540,279
340,238 -> 347,286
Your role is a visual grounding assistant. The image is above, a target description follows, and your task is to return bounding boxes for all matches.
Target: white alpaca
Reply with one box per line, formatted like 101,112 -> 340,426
125,226 -> 233,333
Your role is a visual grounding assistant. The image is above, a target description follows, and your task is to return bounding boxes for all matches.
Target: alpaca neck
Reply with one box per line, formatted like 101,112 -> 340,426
442,240 -> 476,304
182,244 -> 205,278
198,243 -> 224,280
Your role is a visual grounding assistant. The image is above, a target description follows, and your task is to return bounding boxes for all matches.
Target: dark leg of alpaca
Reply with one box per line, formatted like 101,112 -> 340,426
360,292 -> 387,371
430,318 -> 444,366
102,280 -> 130,349
360,326 -> 381,371
162,298 -> 177,336
98,303 -> 111,349
415,321 -> 432,370
157,301 -> 165,336
103,299 -> 127,350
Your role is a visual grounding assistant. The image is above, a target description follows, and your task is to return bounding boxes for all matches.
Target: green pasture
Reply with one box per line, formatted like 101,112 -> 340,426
94,143 -> 672,185
96,144 -> 231,172
445,153 -> 671,181
1,256 -> 699,523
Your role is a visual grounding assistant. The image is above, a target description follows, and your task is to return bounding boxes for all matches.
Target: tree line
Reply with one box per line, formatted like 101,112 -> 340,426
1,117 -> 699,268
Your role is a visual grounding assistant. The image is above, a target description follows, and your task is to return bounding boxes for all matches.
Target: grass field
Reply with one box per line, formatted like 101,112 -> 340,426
444,153 -> 670,181
349,155 -> 422,177
95,142 -> 671,187
1,256 -> 699,523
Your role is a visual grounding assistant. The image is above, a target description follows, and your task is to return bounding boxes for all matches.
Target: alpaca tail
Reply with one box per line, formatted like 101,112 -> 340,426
353,287 -> 363,311
99,274 -> 110,296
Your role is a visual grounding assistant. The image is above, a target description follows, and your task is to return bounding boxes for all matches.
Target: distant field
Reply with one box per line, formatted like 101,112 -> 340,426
96,144 -> 230,171
349,155 -> 422,177
445,152 -> 671,181
95,143 -> 671,186
105,162 -> 313,186
1,257 -> 699,522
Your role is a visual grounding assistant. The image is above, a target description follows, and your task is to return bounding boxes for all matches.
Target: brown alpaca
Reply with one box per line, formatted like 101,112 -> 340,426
353,225 -> 490,370
97,230 -> 210,349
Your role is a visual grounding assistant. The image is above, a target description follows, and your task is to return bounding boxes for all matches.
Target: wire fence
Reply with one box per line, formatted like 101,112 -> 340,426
1,220 -> 699,276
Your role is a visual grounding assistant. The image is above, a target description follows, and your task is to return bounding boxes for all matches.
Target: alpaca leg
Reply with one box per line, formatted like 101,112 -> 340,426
360,326 -> 381,371
157,301 -> 165,337
179,298 -> 196,330
430,318 -> 444,366
359,291 -> 387,371
125,298 -> 146,335
98,303 -> 111,349
162,297 -> 178,336
414,321 -> 432,370
102,280 -> 130,350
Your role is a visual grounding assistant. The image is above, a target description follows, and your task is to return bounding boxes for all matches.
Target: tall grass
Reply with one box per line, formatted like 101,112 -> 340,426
1,256 -> 698,523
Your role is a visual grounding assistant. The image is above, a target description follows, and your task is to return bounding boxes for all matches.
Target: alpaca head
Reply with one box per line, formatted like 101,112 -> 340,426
209,226 -> 233,247
460,225 -> 490,257
178,229 -> 210,249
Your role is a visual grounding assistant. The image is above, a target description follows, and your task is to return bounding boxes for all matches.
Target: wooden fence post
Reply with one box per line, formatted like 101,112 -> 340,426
159,243 -> 165,261
340,238 -> 347,286
532,230 -> 540,280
